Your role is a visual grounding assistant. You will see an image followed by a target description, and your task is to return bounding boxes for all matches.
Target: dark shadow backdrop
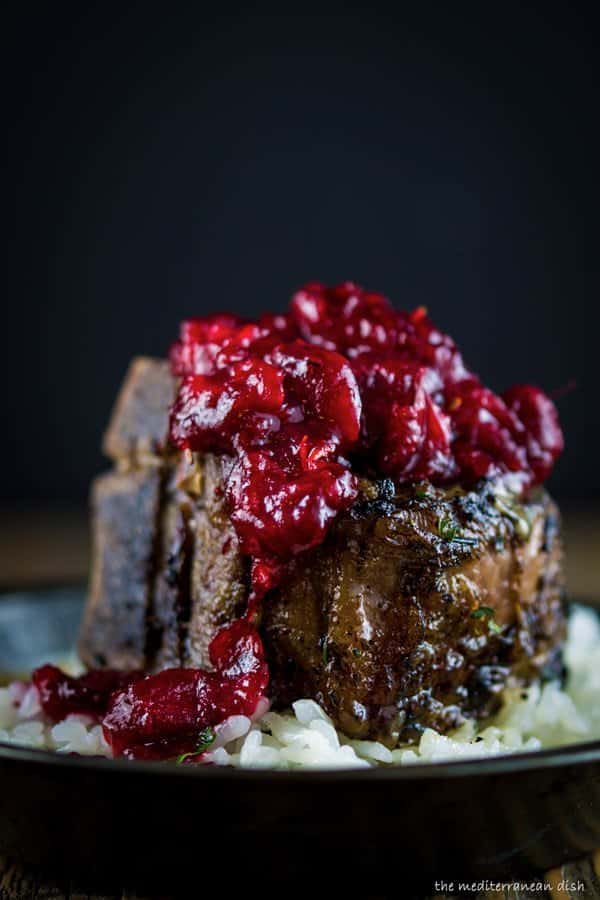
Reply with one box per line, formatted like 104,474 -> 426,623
3,3 -> 596,504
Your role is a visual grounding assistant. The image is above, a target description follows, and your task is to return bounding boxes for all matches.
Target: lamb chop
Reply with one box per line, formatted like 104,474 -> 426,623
79,342 -> 565,745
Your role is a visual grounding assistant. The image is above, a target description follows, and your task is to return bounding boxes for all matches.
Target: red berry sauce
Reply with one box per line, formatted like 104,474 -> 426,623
30,282 -> 563,761
169,281 -> 563,598
32,619 -> 268,760
32,666 -> 143,721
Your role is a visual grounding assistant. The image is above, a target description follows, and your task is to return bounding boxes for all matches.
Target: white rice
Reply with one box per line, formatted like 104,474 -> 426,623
2,606 -> 599,769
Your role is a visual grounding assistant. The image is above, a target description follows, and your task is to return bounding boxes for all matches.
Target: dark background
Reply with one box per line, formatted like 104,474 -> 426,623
3,4 -> 596,506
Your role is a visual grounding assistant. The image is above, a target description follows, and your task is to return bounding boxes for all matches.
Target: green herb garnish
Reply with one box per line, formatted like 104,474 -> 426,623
438,516 -> 460,540
352,647 -> 362,658
175,726 -> 216,765
471,606 -> 494,619
415,483 -> 431,499
321,638 -> 328,666
437,516 -> 479,546
471,606 -> 503,635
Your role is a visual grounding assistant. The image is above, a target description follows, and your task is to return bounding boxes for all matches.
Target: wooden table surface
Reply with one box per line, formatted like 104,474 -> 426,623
2,853 -> 600,899
0,506 -> 599,899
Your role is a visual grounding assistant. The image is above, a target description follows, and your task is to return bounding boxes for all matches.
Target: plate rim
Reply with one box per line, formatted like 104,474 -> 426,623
3,735 -> 600,781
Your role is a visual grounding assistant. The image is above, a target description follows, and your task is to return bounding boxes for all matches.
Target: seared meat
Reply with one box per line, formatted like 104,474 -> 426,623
78,358 -> 566,744
261,481 -> 564,743
79,359 -> 249,674
102,357 -> 175,462
81,468 -> 162,670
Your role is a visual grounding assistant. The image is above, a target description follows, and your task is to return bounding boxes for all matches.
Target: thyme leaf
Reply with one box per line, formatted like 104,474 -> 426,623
438,516 -> 460,540
471,606 -> 495,620
437,516 -> 478,546
175,726 -> 216,765
471,606 -> 503,635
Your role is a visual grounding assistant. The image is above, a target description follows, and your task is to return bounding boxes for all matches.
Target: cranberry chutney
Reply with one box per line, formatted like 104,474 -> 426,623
32,282 -> 563,760
169,281 -> 563,600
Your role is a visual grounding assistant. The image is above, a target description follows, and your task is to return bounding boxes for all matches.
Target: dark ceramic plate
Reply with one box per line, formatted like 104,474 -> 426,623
1,588 -> 600,894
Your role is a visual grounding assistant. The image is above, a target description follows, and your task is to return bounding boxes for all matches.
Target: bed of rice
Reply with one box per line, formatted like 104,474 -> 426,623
1,606 -> 599,769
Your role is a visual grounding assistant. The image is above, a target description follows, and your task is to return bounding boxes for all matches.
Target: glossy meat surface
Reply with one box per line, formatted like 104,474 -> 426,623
261,481 -> 565,742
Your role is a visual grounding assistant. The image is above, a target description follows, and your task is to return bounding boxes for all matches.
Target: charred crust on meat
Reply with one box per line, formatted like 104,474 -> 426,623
261,483 -> 566,744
